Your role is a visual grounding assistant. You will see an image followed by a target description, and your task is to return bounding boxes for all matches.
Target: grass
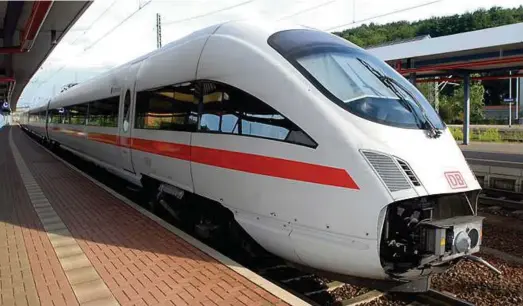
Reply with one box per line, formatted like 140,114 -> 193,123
449,126 -> 523,143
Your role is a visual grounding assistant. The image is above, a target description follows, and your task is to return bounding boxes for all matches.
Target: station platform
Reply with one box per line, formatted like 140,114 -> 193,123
0,126 -> 305,306
459,142 -> 523,168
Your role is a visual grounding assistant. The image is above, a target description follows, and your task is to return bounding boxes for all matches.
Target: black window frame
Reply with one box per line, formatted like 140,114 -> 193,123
195,79 -> 318,149
133,80 -> 317,148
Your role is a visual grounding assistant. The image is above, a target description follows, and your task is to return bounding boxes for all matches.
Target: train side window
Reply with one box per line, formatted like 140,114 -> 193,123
135,82 -> 198,132
87,97 -> 119,127
198,81 -> 317,148
39,111 -> 47,124
49,109 -> 61,124
65,104 -> 88,125
199,82 -> 240,134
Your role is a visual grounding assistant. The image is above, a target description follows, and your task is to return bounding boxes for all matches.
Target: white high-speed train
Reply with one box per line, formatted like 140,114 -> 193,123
21,19 -> 495,290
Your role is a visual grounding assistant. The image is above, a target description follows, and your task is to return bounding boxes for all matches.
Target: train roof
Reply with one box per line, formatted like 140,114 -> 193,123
27,19 -> 316,113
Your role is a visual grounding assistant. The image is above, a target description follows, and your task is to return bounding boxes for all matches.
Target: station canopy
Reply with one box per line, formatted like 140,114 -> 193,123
367,22 -> 523,80
0,1 -> 92,111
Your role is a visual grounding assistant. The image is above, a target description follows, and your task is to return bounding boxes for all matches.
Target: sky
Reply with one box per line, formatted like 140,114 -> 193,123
18,0 -> 523,108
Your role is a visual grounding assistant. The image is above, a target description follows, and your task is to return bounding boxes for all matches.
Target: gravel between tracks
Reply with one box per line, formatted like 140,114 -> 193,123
360,253 -> 523,306
431,253 -> 523,306
483,224 -> 523,258
479,210 -> 523,258
360,295 -> 408,306
330,285 -> 373,305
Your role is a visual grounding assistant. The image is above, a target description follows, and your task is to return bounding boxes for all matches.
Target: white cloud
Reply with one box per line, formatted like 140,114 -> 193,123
19,0 -> 523,107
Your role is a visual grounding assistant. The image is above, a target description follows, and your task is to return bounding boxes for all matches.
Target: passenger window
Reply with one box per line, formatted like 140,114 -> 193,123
87,97 -> 119,127
135,82 -> 198,131
65,104 -> 88,125
199,83 -> 240,134
198,81 -> 316,147
49,109 -> 61,124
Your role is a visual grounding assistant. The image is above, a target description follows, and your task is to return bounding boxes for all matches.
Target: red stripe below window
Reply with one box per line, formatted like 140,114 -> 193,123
50,128 -> 359,189
191,146 -> 359,189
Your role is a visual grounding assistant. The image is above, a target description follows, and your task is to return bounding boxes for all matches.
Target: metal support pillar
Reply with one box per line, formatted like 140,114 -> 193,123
434,79 -> 439,113
156,13 -> 162,49
407,58 -> 416,85
517,77 -> 520,122
509,71 -> 512,122
409,73 -> 416,85
463,74 -> 470,145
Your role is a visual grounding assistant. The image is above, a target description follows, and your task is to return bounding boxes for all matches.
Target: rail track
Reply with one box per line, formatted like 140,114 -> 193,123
479,188 -> 523,210
24,129 -> 479,306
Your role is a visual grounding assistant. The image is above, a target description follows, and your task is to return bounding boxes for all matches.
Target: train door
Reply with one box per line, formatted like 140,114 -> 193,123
118,90 -> 134,173
118,63 -> 141,174
45,101 -> 51,140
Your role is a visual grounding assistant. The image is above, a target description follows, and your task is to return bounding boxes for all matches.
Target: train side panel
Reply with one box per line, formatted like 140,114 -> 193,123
48,124 -> 87,155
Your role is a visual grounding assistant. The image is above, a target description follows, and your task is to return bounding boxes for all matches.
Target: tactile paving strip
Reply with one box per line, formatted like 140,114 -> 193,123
9,129 -> 120,306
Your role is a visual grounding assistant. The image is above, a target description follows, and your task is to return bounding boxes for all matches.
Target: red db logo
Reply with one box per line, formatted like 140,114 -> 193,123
445,171 -> 467,189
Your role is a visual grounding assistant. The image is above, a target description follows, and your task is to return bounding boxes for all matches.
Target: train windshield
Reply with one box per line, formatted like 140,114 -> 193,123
268,29 -> 445,131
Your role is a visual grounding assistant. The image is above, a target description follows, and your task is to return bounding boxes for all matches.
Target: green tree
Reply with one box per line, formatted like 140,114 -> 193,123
416,82 -> 435,106
335,6 -> 523,48
438,81 -> 485,123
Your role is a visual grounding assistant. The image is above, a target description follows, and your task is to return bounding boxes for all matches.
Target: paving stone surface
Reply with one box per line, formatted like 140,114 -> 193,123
0,127 -> 292,306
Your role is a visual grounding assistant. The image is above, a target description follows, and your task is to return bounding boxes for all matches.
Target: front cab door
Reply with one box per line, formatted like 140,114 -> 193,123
118,89 -> 135,173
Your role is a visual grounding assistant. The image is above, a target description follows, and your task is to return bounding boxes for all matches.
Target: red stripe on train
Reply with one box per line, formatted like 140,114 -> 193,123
191,145 -> 359,189
50,128 -> 359,189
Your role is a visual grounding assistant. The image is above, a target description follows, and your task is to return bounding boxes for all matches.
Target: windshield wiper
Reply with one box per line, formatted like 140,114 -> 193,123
356,58 -> 442,138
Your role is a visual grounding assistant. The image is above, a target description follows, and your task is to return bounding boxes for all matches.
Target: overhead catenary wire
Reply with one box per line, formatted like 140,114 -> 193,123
324,0 -> 444,31
33,0 -> 153,96
69,0 -> 119,46
277,0 -> 337,21
162,0 -> 256,26
33,0 -> 119,85
84,0 -> 153,51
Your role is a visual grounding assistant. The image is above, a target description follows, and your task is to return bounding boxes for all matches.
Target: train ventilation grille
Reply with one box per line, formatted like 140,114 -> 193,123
361,151 -> 411,192
396,159 -> 421,187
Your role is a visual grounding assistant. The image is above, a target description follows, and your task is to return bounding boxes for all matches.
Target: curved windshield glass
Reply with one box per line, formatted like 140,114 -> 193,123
268,29 -> 445,131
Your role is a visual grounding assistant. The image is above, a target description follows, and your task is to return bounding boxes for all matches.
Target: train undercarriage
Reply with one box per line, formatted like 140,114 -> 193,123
140,177 -> 267,260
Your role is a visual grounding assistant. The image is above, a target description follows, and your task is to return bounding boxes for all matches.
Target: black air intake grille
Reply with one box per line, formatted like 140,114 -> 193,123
361,151 -> 411,192
396,159 -> 421,187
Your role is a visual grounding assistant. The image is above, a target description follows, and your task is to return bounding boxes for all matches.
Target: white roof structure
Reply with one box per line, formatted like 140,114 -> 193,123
1,1 -> 92,110
367,22 -> 523,78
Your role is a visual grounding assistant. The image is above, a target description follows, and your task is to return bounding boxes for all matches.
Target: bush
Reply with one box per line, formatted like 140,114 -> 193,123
449,127 -> 463,141
477,128 -> 501,142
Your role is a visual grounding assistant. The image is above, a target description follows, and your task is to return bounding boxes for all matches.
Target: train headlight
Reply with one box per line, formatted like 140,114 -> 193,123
454,231 -> 471,253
